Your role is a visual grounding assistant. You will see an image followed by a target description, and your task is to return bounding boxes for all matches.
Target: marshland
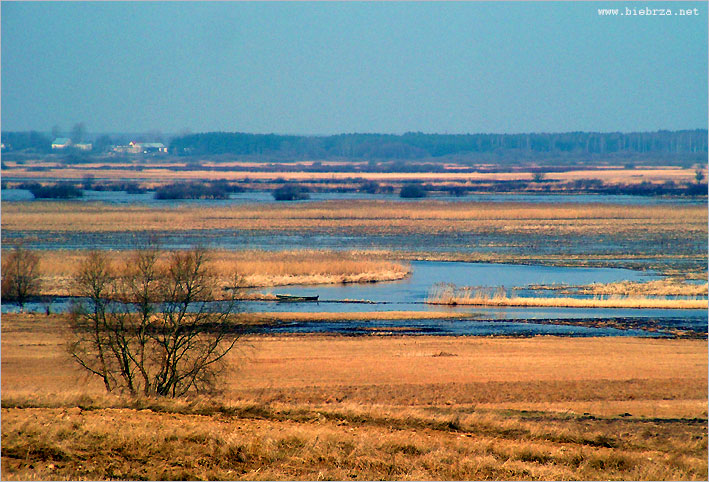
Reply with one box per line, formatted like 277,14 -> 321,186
2,2 -> 708,478
2,174 -> 708,479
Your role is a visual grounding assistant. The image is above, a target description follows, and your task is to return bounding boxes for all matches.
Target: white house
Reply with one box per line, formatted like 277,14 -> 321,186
113,142 -> 168,154
52,138 -> 72,149
128,141 -> 168,153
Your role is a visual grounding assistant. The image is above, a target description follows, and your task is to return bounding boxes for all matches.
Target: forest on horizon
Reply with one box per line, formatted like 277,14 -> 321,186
2,129 -> 707,167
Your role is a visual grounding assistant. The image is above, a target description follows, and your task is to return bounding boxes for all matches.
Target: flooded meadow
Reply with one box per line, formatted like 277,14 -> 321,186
2,193 -> 706,338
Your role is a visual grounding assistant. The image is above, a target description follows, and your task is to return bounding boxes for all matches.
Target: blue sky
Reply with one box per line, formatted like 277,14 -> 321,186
1,1 -> 707,134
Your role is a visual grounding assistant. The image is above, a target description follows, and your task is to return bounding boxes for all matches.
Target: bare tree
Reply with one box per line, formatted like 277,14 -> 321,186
69,250 -> 117,391
1,244 -> 41,311
68,246 -> 241,397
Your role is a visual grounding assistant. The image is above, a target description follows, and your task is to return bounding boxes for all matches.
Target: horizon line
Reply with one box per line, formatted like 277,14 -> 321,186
3,128 -> 708,138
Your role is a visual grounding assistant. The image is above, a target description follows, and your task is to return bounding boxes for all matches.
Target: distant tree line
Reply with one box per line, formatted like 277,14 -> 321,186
3,129 -> 707,167
1,131 -> 53,153
169,130 -> 708,162
1,128 -> 161,155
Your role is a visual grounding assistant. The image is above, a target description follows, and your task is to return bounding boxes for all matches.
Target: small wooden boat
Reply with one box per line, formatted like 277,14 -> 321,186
275,294 -> 319,302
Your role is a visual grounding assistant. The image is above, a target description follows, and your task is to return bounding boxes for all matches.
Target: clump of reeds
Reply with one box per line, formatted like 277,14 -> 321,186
427,283 -> 508,306
573,279 -> 708,297
426,282 -> 708,309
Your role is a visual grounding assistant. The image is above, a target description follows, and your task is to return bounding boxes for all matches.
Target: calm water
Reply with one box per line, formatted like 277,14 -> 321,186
4,260 -> 657,312
2,188 -> 706,205
256,261 -> 658,301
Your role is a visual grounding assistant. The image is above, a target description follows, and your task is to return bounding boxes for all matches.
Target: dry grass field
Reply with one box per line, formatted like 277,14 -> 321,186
4,249 -> 409,296
1,314 -> 707,480
2,200 -> 706,237
0,161 -> 700,184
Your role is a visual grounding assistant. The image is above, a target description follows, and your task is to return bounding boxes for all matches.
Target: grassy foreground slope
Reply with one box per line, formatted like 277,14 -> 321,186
2,314 -> 706,480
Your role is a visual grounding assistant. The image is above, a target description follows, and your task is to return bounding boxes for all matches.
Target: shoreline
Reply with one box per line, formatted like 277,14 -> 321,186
2,312 -> 704,339
427,296 -> 708,310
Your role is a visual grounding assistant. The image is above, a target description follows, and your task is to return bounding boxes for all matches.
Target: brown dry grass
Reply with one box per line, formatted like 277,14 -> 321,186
4,249 -> 409,296
1,314 -> 707,480
2,314 -> 706,414
2,401 -> 707,481
214,250 -> 409,287
551,278 -> 709,296
2,200 -> 706,237
1,162 -> 700,184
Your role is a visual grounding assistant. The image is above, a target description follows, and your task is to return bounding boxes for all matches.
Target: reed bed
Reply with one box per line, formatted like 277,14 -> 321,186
426,283 -> 708,309
563,279 -> 708,296
212,249 -> 409,287
9,249 -> 409,296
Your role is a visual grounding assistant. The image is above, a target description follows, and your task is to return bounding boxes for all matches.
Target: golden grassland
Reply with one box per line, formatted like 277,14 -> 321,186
2,314 -> 706,414
3,400 -> 707,481
212,250 -> 409,287
2,200 -> 707,237
2,249 -> 410,296
1,314 -> 707,480
0,162 -> 701,184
